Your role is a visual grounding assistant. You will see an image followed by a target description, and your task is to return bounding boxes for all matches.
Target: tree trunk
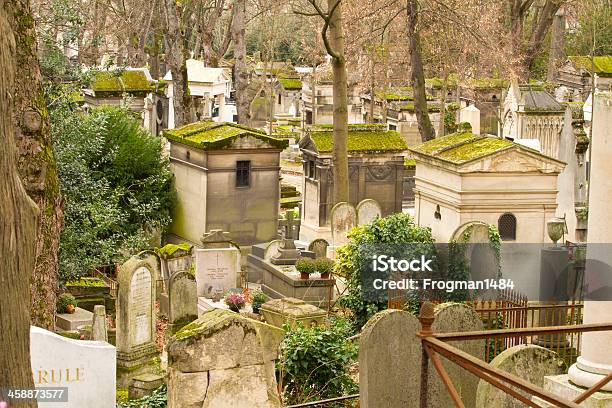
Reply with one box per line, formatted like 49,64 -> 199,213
328,0 -> 349,204
163,0 -> 191,127
0,6 -> 39,403
7,0 -> 63,330
231,0 -> 250,125
524,0 -> 564,75
438,74 -> 448,137
407,0 -> 436,141
547,8 -> 565,82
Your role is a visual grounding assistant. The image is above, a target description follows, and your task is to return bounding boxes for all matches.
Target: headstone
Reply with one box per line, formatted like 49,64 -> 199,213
356,199 -> 382,226
330,202 -> 357,247
308,238 -> 329,259
30,326 -> 116,407
459,104 -> 481,135
91,304 -> 107,342
167,309 -> 284,408
360,309 -> 421,408
476,345 -> 566,408
263,239 -> 282,261
429,303 -> 485,408
260,297 -> 327,328
116,252 -> 160,369
271,211 -> 301,265
56,307 -> 93,331
168,270 -> 197,327
195,247 -> 241,298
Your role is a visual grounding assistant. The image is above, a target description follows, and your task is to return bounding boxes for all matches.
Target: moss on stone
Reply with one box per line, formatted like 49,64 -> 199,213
404,158 -> 416,168
278,78 -> 302,90
164,121 -> 288,150
438,137 -> 513,163
569,55 -> 612,76
411,132 -> 480,155
66,277 -> 106,287
92,70 -> 154,94
116,388 -> 129,402
310,129 -> 407,153
157,242 -> 193,258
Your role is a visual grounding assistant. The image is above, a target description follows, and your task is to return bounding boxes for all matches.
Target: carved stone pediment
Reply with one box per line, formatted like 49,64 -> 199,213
460,148 -> 565,174
366,165 -> 394,181
228,135 -> 277,149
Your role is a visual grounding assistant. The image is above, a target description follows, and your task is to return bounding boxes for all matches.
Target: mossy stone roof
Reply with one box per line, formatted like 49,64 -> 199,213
92,70 -> 154,93
375,86 -> 434,102
308,128 -> 408,154
409,132 -> 516,164
164,121 -> 289,150
568,56 -> 612,76
278,78 -> 303,90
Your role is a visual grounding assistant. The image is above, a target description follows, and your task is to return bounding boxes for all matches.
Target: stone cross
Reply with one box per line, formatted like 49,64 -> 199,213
279,211 -> 300,241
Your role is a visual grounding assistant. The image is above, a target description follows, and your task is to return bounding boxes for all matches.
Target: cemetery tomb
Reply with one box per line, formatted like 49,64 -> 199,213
259,297 -> 327,328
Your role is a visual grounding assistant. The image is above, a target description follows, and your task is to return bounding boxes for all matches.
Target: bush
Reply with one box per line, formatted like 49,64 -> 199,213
117,385 -> 167,408
336,213 -> 436,330
56,293 -> 78,313
295,258 -> 316,275
277,318 -> 357,405
314,258 -> 334,275
52,105 -> 175,283
251,290 -> 269,313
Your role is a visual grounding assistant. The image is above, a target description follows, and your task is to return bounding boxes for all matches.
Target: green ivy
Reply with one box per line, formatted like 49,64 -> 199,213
117,385 -> 167,408
277,318 -> 357,406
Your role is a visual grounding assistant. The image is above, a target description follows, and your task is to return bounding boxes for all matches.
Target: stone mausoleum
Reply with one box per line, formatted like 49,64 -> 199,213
165,121 -> 288,247
298,124 -> 408,242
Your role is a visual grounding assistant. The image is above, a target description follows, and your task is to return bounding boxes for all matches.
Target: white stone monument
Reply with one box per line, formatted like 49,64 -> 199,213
195,247 -> 240,298
30,326 -> 116,408
459,104 -> 481,135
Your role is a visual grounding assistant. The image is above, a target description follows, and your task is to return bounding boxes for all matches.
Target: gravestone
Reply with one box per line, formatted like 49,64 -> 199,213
260,297 -> 327,328
263,239 -> 282,261
30,326 -> 116,408
271,211 -> 301,265
429,303 -> 485,408
360,309 -> 421,408
476,345 -> 566,408
330,202 -> 357,247
308,238 -> 329,259
168,270 -> 197,329
167,309 -> 284,407
56,307 -> 93,331
91,304 -> 107,342
356,199 -> 382,226
116,252 -> 159,371
195,247 -> 241,298
360,304 -> 485,408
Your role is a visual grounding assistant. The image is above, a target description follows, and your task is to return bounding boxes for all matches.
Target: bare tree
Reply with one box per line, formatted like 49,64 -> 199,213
0,4 -> 39,404
7,0 -> 63,330
302,0 -> 349,203
232,0 -> 251,125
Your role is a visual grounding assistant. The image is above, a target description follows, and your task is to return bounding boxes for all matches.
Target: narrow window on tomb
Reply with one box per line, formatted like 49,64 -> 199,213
309,161 -> 316,179
498,213 -> 517,241
236,160 -> 251,187
278,94 -> 282,104
186,151 -> 190,161
434,205 -> 442,220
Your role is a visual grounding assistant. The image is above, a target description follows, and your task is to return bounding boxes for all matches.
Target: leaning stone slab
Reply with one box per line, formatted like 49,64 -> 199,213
129,373 -> 164,399
476,344 -> 566,408
360,309 -> 421,408
167,309 -> 284,408
260,297 -> 326,328
30,326 -> 116,408
56,307 -> 93,331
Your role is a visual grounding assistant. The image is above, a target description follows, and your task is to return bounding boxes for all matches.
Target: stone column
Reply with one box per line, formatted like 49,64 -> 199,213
568,92 -> 612,391
217,93 -> 225,122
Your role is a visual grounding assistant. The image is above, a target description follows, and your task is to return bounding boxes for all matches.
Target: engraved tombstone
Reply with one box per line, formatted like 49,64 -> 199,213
195,247 -> 241,298
356,199 -> 382,226
330,202 -> 357,247
263,239 -> 283,261
308,238 -> 329,259
168,270 -> 198,328
116,252 -> 159,371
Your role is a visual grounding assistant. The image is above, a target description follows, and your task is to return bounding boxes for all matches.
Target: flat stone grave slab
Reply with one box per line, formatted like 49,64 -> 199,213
129,373 -> 164,399
197,297 -> 253,316
56,307 -> 93,331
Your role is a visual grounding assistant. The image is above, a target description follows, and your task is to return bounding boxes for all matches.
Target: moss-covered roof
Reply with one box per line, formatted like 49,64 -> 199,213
92,69 -> 154,93
375,86 -> 434,102
278,78 -> 303,90
409,132 -> 515,164
158,242 -> 193,258
468,78 -> 509,89
425,77 -> 459,89
308,128 -> 408,154
164,121 -> 289,150
568,56 -> 612,76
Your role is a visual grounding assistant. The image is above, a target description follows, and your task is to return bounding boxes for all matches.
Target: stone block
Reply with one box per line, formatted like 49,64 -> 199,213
533,374 -> 612,408
129,373 -> 164,399
56,307 -> 93,331
260,297 -> 326,328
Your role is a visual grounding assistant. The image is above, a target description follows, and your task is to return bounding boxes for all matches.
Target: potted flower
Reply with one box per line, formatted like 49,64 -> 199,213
56,293 -> 78,314
315,257 -> 335,279
224,293 -> 246,313
251,290 -> 269,314
295,257 -> 316,280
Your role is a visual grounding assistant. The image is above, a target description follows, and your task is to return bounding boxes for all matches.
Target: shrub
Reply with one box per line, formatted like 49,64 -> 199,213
277,318 -> 357,405
295,258 -> 316,275
117,385 -> 167,408
251,290 -> 269,313
56,293 -> 78,313
336,213 -> 436,330
314,258 -> 334,275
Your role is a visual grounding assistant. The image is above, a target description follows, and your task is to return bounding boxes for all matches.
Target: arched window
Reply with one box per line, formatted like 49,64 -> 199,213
498,213 -> 516,241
